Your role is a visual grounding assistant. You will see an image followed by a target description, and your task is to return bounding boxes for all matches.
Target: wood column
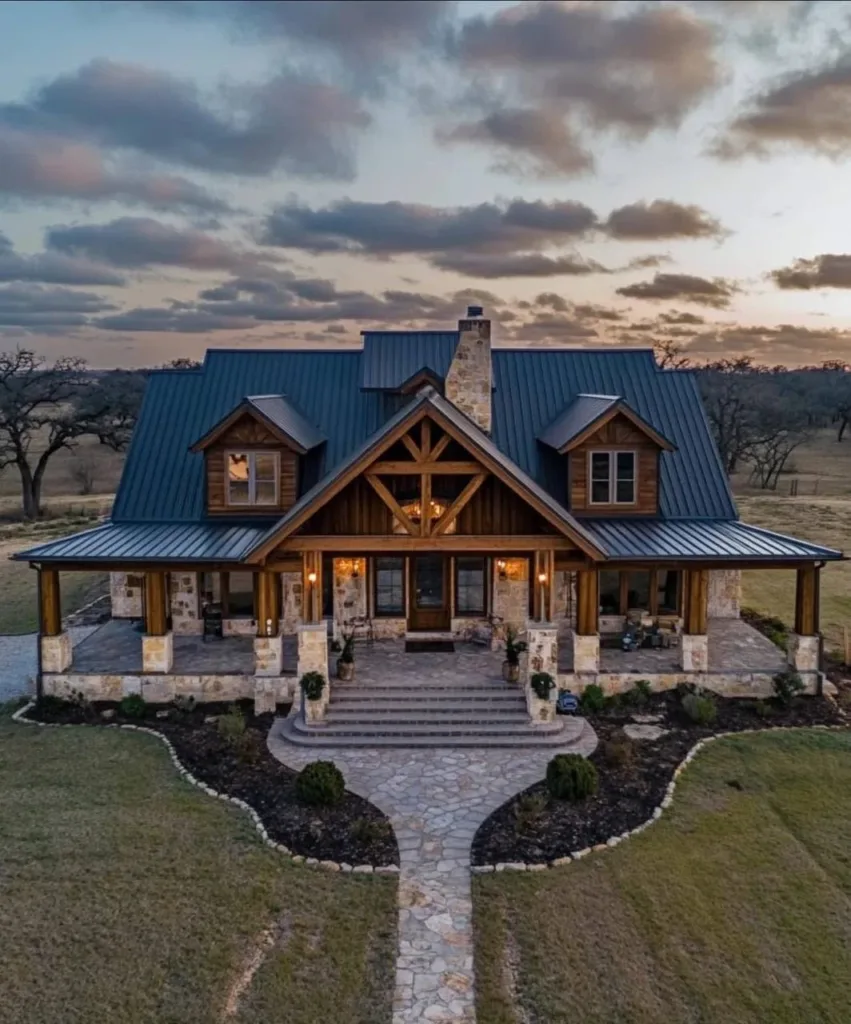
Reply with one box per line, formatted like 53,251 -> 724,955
576,569 -> 599,636
302,552 -> 322,624
255,571 -> 281,636
143,571 -> 169,636
794,564 -> 820,636
531,551 -> 551,621
682,569 -> 709,635
40,567 -> 62,636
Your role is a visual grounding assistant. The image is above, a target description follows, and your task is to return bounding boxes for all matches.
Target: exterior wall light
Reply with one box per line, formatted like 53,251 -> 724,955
307,571 -> 317,583
496,558 -> 507,580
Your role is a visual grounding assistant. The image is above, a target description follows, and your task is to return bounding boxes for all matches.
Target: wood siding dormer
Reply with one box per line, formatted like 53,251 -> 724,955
205,413 -> 299,514
569,413 -> 660,515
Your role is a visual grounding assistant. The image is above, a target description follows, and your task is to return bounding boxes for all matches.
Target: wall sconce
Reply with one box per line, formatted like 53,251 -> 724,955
307,571 -> 317,584
538,571 -> 547,623
496,558 -> 507,580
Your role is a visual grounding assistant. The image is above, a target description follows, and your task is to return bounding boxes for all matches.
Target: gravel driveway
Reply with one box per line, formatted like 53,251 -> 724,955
0,626 -> 101,703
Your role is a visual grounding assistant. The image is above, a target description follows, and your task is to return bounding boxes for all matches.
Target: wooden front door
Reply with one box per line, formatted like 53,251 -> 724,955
408,554 -> 450,631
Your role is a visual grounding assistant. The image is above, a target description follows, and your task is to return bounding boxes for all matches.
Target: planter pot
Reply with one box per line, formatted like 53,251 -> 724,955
502,660 -> 520,683
337,658 -> 355,681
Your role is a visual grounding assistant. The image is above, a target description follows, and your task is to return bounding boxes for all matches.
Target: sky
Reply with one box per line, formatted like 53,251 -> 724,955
2,0 -> 851,368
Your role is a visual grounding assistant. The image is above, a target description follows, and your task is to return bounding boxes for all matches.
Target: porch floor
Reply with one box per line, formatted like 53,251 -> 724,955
558,618 -> 787,675
69,618 -> 298,675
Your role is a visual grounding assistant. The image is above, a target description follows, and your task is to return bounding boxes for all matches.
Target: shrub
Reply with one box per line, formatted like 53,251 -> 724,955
682,692 -> 717,726
602,730 -> 635,768
217,704 -> 247,745
119,693 -> 147,719
546,754 -> 598,801
234,731 -> 263,764
513,791 -> 548,831
301,671 -> 326,702
296,760 -> 345,806
351,817 -> 392,843
744,699 -> 776,719
579,683 -> 606,714
530,672 -> 555,700
772,670 -> 805,707
338,632 -> 355,664
504,627 -> 527,666
624,679 -> 653,707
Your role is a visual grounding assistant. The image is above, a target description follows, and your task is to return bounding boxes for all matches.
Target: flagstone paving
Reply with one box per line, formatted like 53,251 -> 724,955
268,718 -> 597,1023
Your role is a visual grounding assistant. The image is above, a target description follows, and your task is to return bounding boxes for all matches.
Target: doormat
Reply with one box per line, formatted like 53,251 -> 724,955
405,640 -> 455,653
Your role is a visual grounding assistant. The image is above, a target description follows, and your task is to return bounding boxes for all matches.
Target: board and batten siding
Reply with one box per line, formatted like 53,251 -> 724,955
569,414 -> 659,515
205,413 -> 299,514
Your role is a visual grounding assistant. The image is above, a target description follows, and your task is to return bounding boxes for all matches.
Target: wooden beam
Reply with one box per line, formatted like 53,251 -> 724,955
370,460 -> 482,475
400,433 -> 423,462
433,474 -> 486,536
40,567 -> 61,636
421,417 -> 431,458
795,565 -> 820,635
421,466 -> 431,537
144,571 -> 169,636
576,569 -> 599,635
618,572 -> 629,616
255,570 -> 280,635
682,568 -> 708,635
430,434 -> 451,462
278,534 -> 577,552
365,474 -> 419,536
302,552 -> 322,624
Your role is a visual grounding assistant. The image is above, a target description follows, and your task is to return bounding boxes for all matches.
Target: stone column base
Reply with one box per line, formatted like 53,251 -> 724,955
680,633 -> 709,672
298,623 -> 329,724
254,635 -> 284,676
142,632 -> 174,673
787,633 -> 819,673
254,679 -> 279,715
573,633 -> 600,673
41,632 -> 72,673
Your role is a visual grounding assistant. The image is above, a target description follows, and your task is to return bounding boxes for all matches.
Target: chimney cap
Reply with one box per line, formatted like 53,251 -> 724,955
466,305 -> 484,318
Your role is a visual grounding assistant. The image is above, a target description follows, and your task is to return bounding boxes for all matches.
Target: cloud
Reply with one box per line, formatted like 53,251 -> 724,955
3,59 -> 370,180
770,253 -> 851,290
0,124 -> 226,212
605,199 -> 724,240
46,217 -> 275,271
0,283 -> 115,330
262,197 -> 599,255
441,2 -> 721,176
95,306 -> 259,333
715,59 -> 851,159
438,107 -> 592,178
432,250 -> 607,278
616,272 -> 739,307
0,231 -> 125,285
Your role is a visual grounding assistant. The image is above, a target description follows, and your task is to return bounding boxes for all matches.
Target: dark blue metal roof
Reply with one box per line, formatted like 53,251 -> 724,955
361,331 -> 458,390
112,346 -> 737,525
245,395 -> 325,451
537,394 -> 620,450
583,518 -> 843,561
14,521 -> 271,563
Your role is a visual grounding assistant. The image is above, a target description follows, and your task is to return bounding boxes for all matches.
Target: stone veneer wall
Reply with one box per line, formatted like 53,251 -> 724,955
371,618 -> 407,640
444,316 -> 492,432
707,569 -> 742,618
170,572 -> 201,635
561,670 -> 821,698
281,571 -> 303,634
332,558 -> 367,640
42,673 -> 292,705
492,559 -> 529,633
110,572 -> 143,618
553,570 -> 574,641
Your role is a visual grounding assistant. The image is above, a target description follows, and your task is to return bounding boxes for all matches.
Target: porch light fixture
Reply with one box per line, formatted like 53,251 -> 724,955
538,571 -> 547,623
307,571 -> 317,584
496,558 -> 507,580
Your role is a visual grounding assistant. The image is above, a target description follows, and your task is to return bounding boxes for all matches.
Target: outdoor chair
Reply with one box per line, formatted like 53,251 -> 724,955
202,602 -> 224,641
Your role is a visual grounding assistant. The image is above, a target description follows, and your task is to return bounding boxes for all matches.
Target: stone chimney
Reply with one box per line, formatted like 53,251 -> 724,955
444,306 -> 492,432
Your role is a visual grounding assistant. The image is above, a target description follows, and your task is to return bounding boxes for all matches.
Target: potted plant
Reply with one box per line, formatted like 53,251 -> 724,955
502,627 -> 527,683
301,671 -> 327,724
336,631 -> 355,681
530,671 -> 556,700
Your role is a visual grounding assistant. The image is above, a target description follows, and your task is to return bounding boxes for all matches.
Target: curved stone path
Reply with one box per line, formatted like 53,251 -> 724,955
268,717 -> 597,1023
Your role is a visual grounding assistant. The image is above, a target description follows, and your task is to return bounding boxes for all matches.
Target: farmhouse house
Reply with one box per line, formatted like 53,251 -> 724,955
16,308 -> 841,743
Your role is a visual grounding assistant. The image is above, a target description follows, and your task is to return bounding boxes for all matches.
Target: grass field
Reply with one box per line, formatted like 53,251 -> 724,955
0,716 -> 396,1024
473,729 -> 851,1024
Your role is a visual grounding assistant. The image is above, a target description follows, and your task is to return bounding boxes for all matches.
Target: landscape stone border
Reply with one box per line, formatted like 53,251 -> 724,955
11,701 -> 398,877
470,723 -> 849,874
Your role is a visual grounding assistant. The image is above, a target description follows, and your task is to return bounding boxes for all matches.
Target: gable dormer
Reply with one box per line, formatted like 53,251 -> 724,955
538,395 -> 675,515
190,395 -> 324,515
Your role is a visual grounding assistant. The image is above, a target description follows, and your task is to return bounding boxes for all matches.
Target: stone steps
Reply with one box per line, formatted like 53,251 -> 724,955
326,709 -> 533,725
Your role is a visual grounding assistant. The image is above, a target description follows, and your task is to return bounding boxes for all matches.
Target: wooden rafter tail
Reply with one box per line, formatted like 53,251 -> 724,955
365,474 -> 419,536
400,433 -> 423,462
432,474 -> 487,536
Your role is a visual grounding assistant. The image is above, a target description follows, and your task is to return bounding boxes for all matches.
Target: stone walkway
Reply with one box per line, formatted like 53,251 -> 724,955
0,625 -> 100,703
268,719 -> 597,1023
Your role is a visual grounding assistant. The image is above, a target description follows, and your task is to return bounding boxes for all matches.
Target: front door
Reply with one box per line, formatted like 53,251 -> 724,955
408,555 -> 450,631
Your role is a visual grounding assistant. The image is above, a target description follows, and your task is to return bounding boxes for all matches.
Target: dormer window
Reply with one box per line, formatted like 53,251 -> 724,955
227,451 -> 279,506
589,451 -> 636,505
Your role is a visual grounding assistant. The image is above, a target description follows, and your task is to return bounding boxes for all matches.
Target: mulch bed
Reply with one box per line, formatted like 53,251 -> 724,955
24,699 -> 399,867
472,690 -> 846,866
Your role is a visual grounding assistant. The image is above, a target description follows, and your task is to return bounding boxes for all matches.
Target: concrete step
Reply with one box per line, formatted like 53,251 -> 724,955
325,709 -> 533,725
331,684 -> 520,697
278,715 -> 590,749
292,718 -> 565,737
331,694 -> 525,709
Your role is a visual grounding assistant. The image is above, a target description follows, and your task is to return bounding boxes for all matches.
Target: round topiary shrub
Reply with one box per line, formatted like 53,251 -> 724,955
546,753 -> 598,801
296,760 -> 345,807
300,671 -> 326,702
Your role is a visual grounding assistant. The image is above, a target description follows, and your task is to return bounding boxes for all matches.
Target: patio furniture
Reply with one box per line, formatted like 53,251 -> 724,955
557,690 -> 579,715
346,615 -> 374,646
202,602 -> 224,641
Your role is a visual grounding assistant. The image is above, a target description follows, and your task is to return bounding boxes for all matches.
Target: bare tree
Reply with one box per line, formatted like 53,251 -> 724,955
698,358 -> 767,474
654,338 -> 692,369
76,370 -> 147,453
69,453 -> 98,495
0,349 -> 92,519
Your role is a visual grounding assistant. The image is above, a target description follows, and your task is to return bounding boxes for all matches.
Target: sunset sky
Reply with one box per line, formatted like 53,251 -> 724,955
2,0 -> 851,367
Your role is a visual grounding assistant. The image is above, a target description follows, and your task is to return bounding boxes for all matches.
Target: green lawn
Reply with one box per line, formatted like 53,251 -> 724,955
0,719 -> 396,1024
473,729 -> 851,1024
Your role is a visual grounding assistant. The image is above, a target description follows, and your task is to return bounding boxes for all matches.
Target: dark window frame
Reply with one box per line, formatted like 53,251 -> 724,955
587,450 -> 637,506
454,556 -> 488,616
373,556 -> 405,617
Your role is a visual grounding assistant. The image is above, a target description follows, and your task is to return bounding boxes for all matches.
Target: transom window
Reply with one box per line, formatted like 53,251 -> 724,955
589,451 -> 636,505
374,557 -> 405,616
227,451 -> 279,506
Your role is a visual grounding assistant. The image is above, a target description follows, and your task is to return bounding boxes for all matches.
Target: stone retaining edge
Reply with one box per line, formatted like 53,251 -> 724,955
471,723 -> 849,874
11,701 -> 399,878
